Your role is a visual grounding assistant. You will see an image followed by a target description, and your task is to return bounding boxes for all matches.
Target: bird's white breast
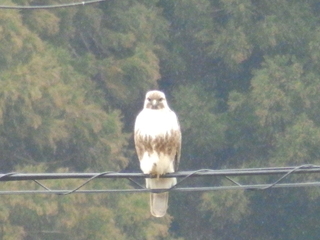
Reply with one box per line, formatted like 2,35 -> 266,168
135,109 -> 179,137
135,108 -> 180,175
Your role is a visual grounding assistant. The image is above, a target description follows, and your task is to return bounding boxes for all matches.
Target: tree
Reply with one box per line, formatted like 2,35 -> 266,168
0,165 -> 175,240
2,0 -> 320,239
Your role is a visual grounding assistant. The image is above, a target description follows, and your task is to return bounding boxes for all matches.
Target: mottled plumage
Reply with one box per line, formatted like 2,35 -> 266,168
134,90 -> 181,217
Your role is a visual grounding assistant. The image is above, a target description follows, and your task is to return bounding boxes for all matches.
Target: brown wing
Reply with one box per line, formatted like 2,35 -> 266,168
173,128 -> 181,171
135,128 -> 181,168
134,129 -> 146,161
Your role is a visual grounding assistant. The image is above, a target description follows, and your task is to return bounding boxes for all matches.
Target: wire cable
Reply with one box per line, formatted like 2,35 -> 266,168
0,164 -> 320,195
1,181 -> 320,195
0,0 -> 106,10
1,164 -> 320,181
56,171 -> 114,195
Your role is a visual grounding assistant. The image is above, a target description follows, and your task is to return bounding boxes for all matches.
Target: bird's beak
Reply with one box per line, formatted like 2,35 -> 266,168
152,100 -> 157,107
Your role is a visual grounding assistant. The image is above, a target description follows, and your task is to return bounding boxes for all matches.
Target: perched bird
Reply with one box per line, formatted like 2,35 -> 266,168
134,90 -> 181,217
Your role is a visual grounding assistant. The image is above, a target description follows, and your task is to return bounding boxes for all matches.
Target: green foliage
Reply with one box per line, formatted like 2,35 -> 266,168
101,3 -> 168,111
159,0 -> 320,239
200,190 -> 250,239
2,0 -> 320,239
99,45 -> 160,109
251,55 -> 304,129
0,8 -> 43,70
0,165 -> 174,240
172,83 -> 226,168
226,90 -> 264,163
0,46 -> 127,171
23,9 -> 60,38
0,2 -> 179,239
272,114 -> 320,165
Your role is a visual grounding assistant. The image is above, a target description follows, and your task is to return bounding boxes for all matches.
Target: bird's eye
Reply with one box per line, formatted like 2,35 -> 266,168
147,98 -> 151,101
159,98 -> 164,101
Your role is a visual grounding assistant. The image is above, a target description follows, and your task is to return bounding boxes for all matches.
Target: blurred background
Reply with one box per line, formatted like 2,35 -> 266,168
0,0 -> 320,239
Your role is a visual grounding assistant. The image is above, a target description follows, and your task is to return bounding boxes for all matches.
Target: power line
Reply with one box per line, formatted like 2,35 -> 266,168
1,164 -> 320,181
0,0 -> 106,10
1,181 -> 320,195
0,164 -> 320,195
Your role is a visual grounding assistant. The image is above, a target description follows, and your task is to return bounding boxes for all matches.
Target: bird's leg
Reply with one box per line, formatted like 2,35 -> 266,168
149,163 -> 158,178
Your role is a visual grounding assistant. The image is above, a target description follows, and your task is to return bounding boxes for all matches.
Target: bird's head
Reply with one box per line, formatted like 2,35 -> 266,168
144,90 -> 169,110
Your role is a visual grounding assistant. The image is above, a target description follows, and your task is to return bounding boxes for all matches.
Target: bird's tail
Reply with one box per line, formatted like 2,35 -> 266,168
146,177 -> 176,217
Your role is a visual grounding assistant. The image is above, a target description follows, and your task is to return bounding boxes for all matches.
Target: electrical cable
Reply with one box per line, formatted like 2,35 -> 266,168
0,181 -> 320,195
1,164 -> 320,181
0,0 -> 106,9
0,164 -> 320,195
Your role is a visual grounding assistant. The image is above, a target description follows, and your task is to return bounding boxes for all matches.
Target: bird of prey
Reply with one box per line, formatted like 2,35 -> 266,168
134,90 -> 181,217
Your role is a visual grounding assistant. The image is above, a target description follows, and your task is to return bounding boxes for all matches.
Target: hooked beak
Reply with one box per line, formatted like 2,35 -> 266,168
151,99 -> 157,109
152,99 -> 157,106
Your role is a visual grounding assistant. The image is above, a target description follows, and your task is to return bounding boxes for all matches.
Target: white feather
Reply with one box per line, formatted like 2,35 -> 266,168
134,90 -> 181,217
135,108 -> 179,138
135,108 -> 179,175
140,152 -> 175,175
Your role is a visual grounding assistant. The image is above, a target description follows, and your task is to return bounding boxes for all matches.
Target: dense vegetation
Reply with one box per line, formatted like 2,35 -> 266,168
1,0 -> 320,239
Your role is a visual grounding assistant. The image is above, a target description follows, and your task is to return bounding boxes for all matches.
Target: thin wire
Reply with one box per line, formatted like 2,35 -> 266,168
0,165 -> 320,195
1,165 -> 320,181
248,165 -> 312,190
1,181 -> 320,195
0,172 -> 18,179
56,171 -> 114,195
149,164 -> 320,193
127,177 -> 145,189
224,164 -> 318,191
34,180 -> 52,191
0,0 -> 106,9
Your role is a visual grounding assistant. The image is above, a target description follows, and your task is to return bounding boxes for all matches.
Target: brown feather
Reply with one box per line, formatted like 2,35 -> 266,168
134,90 -> 181,217
134,129 -> 181,166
